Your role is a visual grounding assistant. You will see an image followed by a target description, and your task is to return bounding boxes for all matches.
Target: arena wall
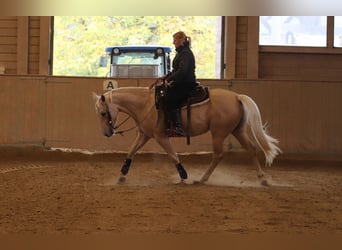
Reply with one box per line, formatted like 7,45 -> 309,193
0,75 -> 341,156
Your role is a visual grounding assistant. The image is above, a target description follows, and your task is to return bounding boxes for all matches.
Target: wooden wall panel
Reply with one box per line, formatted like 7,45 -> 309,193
39,17 -> 52,75
271,81 -> 342,153
0,36 -> 16,44
0,18 -> 17,28
259,52 -> 342,81
19,77 -> 46,143
28,16 -> 40,74
0,45 -> 16,53
44,78 -> 72,147
0,54 -> 16,61
231,80 -> 342,154
17,17 -> 28,74
0,29 -> 16,36
0,17 -> 17,74
235,17 -> 248,79
0,16 -> 45,75
225,17 -> 236,79
247,17 -> 259,79
0,76 -> 45,144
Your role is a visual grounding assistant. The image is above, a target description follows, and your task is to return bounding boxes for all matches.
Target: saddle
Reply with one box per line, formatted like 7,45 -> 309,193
180,83 -> 210,108
155,82 -> 210,144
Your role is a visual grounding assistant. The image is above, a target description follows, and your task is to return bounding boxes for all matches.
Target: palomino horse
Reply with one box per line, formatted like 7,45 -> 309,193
92,85 -> 281,186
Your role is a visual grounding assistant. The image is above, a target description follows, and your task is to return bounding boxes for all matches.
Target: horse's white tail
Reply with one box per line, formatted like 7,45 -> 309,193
238,95 -> 282,166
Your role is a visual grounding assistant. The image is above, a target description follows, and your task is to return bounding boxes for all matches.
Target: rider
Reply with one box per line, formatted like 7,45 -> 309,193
161,31 -> 198,136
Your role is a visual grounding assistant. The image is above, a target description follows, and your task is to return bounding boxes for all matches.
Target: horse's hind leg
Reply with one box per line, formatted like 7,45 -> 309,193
154,136 -> 188,182
232,129 -> 269,186
199,135 -> 225,183
118,132 -> 150,184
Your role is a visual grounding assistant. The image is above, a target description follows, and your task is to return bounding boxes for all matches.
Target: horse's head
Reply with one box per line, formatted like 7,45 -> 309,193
92,92 -> 118,137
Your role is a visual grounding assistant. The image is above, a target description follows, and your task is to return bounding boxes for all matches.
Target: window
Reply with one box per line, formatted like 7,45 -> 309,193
53,16 -> 223,79
260,16 -> 327,47
334,16 -> 342,47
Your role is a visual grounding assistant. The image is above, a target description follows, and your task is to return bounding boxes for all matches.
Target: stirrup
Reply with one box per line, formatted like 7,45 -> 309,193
165,126 -> 185,137
173,126 -> 186,136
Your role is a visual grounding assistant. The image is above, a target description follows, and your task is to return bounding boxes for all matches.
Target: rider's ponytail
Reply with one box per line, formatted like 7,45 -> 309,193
185,36 -> 191,48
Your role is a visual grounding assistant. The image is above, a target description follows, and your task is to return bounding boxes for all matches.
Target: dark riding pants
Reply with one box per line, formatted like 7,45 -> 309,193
166,82 -> 196,111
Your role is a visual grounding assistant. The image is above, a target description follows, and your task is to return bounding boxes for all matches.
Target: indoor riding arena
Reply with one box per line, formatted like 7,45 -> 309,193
0,16 -> 341,236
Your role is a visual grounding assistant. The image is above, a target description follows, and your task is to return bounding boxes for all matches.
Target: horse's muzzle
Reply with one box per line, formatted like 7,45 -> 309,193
104,128 -> 114,137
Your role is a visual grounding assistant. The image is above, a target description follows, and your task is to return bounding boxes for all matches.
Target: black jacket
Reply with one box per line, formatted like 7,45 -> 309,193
166,44 -> 196,85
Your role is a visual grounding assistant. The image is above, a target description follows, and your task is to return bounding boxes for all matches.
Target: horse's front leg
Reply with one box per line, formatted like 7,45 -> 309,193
118,132 -> 150,184
154,136 -> 188,182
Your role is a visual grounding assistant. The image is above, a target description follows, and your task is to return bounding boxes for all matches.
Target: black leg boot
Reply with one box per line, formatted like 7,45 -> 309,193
171,109 -> 186,136
164,111 -> 172,136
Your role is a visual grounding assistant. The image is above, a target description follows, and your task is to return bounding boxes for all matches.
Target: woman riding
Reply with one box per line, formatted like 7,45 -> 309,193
161,31 -> 198,136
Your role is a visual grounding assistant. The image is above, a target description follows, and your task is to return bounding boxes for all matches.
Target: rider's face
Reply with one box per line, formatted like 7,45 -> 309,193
173,37 -> 184,48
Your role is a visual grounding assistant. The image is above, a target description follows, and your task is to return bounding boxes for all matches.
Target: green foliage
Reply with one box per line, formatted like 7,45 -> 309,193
53,16 -> 220,78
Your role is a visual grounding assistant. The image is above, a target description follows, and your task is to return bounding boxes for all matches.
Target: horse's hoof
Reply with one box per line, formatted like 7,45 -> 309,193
174,179 -> 187,185
117,176 -> 126,184
260,179 -> 269,186
193,180 -> 205,185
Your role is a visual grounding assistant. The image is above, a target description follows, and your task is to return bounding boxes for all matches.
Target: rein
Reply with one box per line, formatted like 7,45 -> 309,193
113,107 -> 154,135
149,78 -> 160,89
101,88 -> 156,136
112,115 -> 131,135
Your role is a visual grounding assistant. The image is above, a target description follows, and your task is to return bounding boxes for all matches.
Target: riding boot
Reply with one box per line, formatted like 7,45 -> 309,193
165,111 -> 172,135
171,109 -> 185,136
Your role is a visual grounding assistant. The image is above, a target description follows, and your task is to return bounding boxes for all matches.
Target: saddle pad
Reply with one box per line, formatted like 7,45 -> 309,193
180,85 -> 210,108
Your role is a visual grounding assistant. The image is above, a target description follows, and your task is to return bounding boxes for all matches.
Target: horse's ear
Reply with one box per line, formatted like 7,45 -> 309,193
92,92 -> 99,102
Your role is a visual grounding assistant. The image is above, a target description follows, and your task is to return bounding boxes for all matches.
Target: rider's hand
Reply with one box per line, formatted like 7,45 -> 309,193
165,79 -> 174,87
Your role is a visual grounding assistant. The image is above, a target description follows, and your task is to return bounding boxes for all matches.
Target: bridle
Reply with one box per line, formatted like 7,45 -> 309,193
100,94 -> 115,130
99,94 -> 154,136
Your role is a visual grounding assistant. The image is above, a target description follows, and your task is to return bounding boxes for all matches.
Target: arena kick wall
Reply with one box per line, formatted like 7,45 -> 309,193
0,75 -> 341,157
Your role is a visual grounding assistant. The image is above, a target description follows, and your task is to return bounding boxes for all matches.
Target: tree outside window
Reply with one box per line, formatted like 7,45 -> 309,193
53,16 -> 222,79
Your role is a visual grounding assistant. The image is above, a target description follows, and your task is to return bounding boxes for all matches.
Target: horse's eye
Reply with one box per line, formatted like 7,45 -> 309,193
100,112 -> 106,117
